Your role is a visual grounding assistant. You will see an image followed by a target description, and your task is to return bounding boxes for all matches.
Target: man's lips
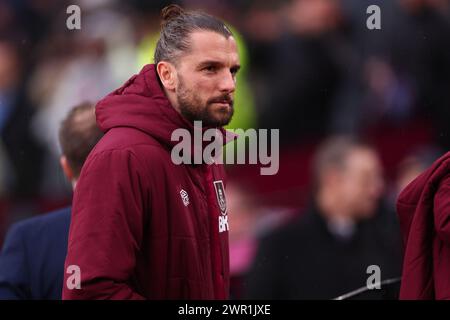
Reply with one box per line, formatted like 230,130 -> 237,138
211,99 -> 233,106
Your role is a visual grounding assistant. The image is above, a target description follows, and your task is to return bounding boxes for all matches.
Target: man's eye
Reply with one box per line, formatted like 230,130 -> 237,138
203,66 -> 216,72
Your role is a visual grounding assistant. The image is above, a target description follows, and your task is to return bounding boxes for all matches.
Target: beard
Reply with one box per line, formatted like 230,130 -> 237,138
176,78 -> 234,128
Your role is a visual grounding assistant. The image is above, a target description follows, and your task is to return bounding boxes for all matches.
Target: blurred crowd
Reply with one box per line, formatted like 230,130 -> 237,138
1,0 -> 450,299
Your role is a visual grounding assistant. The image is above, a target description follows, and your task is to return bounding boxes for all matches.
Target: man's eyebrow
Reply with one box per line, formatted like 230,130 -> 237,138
197,60 -> 240,70
197,60 -> 223,68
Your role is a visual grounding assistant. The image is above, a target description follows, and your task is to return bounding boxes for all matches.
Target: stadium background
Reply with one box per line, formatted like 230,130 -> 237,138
0,0 -> 449,298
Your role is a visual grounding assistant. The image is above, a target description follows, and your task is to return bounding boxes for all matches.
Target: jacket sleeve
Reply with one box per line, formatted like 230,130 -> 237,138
434,175 -> 450,243
0,223 -> 31,299
63,149 -> 148,300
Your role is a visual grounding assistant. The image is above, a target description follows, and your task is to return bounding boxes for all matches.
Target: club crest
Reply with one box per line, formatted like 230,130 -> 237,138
213,180 -> 227,215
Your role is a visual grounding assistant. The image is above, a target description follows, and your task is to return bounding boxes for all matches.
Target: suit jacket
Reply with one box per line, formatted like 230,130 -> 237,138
245,205 -> 402,300
0,207 -> 71,299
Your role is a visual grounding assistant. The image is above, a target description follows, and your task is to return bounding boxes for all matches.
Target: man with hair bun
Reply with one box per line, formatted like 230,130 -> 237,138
63,5 -> 240,299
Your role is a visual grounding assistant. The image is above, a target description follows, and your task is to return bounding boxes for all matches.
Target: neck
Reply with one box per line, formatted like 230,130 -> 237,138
316,188 -> 353,224
316,189 -> 356,239
163,87 -> 181,115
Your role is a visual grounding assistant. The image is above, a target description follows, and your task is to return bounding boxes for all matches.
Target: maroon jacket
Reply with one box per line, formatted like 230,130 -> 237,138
63,64 -> 232,300
397,151 -> 450,299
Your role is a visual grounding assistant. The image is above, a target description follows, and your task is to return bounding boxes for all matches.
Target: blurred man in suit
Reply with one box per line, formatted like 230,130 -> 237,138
245,136 -> 402,299
0,102 -> 103,299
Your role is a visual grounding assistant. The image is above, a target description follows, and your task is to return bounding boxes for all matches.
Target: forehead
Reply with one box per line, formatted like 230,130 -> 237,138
183,30 -> 239,65
346,148 -> 381,172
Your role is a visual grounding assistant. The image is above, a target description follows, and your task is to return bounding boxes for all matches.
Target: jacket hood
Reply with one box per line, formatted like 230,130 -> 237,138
396,151 -> 450,299
96,64 -> 235,150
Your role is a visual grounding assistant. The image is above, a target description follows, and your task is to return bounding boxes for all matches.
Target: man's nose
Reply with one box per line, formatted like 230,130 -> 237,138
219,71 -> 236,93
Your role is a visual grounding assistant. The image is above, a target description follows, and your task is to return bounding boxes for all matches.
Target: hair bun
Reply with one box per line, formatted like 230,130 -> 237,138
161,4 -> 184,26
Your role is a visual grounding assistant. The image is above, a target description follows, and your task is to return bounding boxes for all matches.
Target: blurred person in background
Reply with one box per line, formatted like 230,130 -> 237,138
29,0 -> 138,197
258,0 -> 353,145
0,40 -> 45,198
245,136 -> 402,299
395,0 -> 450,149
0,102 -> 103,300
380,0 -> 450,147
238,1 -> 284,132
227,181 -> 293,299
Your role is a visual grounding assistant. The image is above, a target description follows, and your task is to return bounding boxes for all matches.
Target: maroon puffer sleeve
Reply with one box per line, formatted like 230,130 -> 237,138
63,149 -> 147,299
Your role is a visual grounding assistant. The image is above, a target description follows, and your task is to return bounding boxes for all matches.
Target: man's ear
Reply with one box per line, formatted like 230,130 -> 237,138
156,61 -> 177,91
60,155 -> 74,182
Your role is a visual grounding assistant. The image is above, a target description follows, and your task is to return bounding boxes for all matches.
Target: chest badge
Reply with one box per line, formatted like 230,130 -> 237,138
213,180 -> 227,215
